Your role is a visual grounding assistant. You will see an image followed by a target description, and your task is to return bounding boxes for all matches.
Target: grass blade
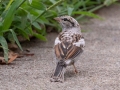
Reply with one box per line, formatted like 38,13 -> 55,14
0,36 -> 8,62
104,0 -> 117,6
28,0 -> 46,10
10,29 -> 23,51
33,32 -> 47,41
73,11 -> 102,19
76,4 -> 104,20
67,6 -> 74,15
5,0 -> 14,11
2,0 -> 26,31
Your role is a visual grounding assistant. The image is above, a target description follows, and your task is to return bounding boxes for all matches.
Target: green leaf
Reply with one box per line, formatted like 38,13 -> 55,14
33,32 -> 47,41
73,1 -> 83,11
5,0 -> 14,11
32,22 -> 41,30
28,0 -> 46,10
21,16 -> 27,29
0,36 -> 8,62
27,9 -> 39,16
76,4 -> 104,20
1,29 -> 9,33
15,26 -> 30,40
49,0 -> 56,4
37,16 -> 49,24
2,0 -> 26,31
0,16 -> 2,22
16,7 -> 27,17
0,22 -> 3,34
27,26 -> 33,35
67,6 -> 74,15
28,0 -> 32,4
10,29 -> 23,51
7,32 -> 15,43
73,11 -> 102,19
104,0 -> 117,6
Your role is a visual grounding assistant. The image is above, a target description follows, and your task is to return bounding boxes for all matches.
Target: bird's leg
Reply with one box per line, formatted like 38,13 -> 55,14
73,64 -> 78,74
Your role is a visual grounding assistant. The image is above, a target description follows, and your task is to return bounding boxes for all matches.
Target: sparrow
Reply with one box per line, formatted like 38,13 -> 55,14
50,15 -> 85,82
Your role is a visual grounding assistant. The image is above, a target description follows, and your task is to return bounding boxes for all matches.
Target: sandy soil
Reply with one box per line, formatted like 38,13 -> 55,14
0,4 -> 120,90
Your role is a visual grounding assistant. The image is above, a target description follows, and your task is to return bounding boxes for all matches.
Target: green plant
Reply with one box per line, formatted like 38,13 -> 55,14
0,0 -> 26,62
0,0 -> 118,63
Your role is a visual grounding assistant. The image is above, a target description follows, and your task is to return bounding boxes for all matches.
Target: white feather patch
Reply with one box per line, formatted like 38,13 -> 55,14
73,38 -> 85,47
54,37 -> 61,45
65,59 -> 72,65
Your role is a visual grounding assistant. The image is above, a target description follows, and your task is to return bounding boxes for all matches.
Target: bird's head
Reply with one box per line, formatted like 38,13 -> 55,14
54,15 -> 80,29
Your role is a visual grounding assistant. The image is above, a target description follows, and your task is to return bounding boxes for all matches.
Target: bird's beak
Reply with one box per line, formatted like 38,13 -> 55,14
54,17 -> 60,22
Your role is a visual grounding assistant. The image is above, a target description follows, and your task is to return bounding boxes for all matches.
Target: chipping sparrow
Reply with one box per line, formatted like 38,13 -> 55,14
50,15 -> 85,82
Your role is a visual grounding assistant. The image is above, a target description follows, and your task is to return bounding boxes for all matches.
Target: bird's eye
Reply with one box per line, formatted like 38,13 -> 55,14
63,18 -> 67,21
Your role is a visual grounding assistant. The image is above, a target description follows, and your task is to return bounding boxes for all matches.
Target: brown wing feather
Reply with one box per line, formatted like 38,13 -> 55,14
67,46 -> 83,59
55,33 -> 83,60
54,42 -> 83,60
54,44 -> 61,59
66,46 -> 79,59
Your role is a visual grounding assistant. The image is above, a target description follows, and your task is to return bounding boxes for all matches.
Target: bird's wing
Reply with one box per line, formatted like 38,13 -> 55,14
54,36 -> 85,60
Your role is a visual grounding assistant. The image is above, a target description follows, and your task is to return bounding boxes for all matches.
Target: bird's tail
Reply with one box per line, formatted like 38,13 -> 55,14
50,60 -> 66,82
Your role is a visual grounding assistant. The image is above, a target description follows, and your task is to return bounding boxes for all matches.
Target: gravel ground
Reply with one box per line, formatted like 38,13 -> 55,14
0,4 -> 120,90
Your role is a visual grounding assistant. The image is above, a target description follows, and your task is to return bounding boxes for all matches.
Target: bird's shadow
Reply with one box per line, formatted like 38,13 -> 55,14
65,70 -> 88,78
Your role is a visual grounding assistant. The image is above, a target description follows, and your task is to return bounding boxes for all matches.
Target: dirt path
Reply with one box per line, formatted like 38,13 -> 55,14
0,4 -> 120,90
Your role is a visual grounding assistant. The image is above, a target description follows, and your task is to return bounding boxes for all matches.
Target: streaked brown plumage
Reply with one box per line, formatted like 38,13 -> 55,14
50,15 -> 85,82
